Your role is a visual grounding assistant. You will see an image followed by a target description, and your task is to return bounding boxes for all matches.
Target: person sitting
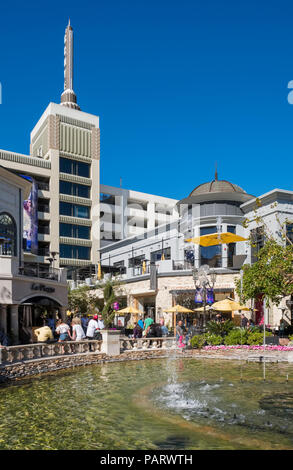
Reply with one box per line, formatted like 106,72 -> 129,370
133,322 -> 143,339
34,325 -> 55,343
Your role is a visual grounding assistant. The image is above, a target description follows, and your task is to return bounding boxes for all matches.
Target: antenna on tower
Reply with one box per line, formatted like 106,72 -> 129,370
215,161 -> 218,181
120,177 -> 122,188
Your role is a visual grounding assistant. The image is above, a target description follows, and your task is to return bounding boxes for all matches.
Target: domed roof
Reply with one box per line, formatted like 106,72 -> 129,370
188,179 -> 247,197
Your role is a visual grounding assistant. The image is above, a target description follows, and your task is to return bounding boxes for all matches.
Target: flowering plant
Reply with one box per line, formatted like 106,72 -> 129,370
203,345 -> 293,351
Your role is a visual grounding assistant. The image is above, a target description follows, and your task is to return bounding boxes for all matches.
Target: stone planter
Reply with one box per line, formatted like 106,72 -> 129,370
100,330 -> 121,356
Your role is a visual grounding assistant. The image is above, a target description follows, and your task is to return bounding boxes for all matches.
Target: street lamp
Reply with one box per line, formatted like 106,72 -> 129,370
192,265 -> 216,331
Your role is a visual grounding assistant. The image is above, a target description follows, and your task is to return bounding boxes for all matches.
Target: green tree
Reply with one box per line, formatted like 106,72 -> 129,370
235,236 -> 293,305
101,280 -> 117,328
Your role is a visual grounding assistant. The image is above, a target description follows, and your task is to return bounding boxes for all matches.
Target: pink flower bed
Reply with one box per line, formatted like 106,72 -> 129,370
203,345 -> 293,351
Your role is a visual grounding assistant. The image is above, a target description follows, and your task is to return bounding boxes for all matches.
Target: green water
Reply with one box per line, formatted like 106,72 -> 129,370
1,357 -> 293,450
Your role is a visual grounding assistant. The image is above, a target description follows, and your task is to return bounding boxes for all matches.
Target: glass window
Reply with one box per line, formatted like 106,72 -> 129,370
60,244 -> 91,260
77,225 -> 90,239
60,223 -> 90,239
227,225 -> 236,268
59,181 -> 72,195
77,184 -> 90,198
77,162 -> 90,178
200,226 -> 222,268
60,158 -> 90,178
74,205 -> 90,219
60,157 -> 72,174
286,224 -> 293,246
59,202 -> 72,216
59,202 -> 90,219
0,213 -> 17,256
250,227 -> 264,264
150,247 -> 171,262
60,181 -> 90,198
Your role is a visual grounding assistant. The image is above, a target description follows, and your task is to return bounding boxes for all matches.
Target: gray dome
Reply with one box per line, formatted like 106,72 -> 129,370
189,179 -> 247,197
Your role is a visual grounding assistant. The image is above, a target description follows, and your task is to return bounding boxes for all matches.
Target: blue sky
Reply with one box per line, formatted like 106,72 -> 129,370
0,0 -> 292,199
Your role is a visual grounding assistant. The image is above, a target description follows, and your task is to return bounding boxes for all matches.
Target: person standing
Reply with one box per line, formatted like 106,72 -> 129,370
176,320 -> 185,341
55,320 -> 70,342
86,315 -> 99,339
81,314 -> 89,335
160,318 -> 169,337
70,317 -> 86,341
240,314 -> 249,328
143,316 -> 154,336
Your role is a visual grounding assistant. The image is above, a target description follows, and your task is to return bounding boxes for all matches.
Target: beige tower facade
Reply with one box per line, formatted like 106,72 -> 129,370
0,22 -> 100,276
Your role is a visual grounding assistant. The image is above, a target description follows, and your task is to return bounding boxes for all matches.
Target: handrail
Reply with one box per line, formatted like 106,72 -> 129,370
0,340 -> 102,365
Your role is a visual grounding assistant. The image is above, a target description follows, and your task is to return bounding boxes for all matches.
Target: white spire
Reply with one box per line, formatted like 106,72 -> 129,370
61,20 -> 80,110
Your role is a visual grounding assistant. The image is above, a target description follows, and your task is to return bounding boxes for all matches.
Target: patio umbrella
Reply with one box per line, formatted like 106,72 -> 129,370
116,306 -> 144,315
164,304 -> 194,329
185,232 -> 248,247
211,298 -> 243,312
194,306 -> 214,312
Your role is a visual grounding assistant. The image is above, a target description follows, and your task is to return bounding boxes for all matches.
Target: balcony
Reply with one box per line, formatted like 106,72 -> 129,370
18,264 -> 66,282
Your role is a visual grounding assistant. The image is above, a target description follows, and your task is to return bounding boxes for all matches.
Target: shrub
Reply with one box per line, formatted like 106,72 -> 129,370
205,334 -> 223,346
224,328 -> 249,346
246,331 -> 272,345
190,335 -> 206,349
206,320 -> 234,337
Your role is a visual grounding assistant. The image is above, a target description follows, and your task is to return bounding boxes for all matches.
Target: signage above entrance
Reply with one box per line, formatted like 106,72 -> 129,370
31,283 -> 55,293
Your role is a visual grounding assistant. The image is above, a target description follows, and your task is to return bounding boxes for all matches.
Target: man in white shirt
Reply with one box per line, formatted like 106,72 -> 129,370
86,315 -> 99,339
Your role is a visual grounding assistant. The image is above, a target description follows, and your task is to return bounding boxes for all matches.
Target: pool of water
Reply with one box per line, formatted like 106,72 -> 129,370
1,357 -> 293,449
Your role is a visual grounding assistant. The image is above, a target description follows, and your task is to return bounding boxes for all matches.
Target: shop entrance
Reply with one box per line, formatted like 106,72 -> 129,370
19,296 -> 62,344
136,296 -> 156,320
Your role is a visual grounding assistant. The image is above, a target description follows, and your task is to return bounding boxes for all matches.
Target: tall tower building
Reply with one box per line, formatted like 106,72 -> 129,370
0,21 -> 100,277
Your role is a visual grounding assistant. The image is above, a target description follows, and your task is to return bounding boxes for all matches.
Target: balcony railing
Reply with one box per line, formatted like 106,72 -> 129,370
18,265 -> 63,282
172,260 -> 194,271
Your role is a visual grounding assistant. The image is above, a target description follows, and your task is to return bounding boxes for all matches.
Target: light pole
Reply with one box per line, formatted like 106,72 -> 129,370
192,265 -> 216,332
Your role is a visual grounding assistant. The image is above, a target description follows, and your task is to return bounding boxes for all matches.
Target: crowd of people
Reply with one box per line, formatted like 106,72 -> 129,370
132,317 -> 170,339
33,313 -> 106,344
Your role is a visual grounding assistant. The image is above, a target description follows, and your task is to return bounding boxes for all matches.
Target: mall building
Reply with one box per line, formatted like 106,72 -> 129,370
97,179 -> 293,329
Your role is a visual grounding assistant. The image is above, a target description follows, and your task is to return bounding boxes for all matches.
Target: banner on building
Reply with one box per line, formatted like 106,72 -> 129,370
22,175 -> 38,255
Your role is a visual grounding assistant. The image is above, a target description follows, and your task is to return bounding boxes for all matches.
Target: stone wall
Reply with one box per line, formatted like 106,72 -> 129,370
0,350 -> 173,383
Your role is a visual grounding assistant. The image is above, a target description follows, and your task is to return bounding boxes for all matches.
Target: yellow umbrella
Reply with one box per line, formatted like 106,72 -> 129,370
194,306 -> 213,312
97,262 -> 102,280
116,306 -> 144,315
185,232 -> 248,247
164,304 -> 194,329
164,304 -> 195,313
211,298 -> 244,314
238,305 -> 258,312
